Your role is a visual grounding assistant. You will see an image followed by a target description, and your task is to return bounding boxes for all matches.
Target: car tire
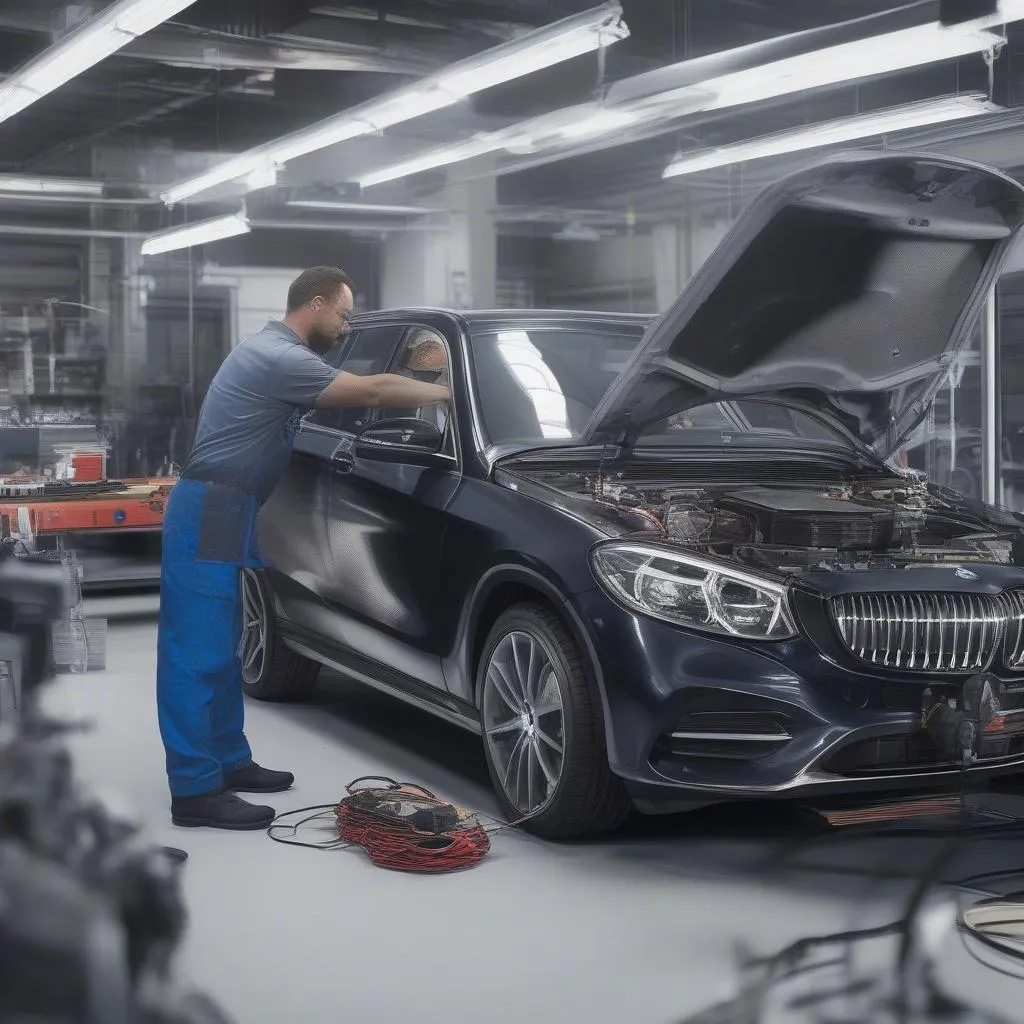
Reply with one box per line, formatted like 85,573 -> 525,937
238,568 -> 320,702
477,602 -> 631,838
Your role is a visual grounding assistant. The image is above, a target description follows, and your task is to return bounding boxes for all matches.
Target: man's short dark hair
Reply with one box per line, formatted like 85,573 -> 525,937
286,266 -> 355,313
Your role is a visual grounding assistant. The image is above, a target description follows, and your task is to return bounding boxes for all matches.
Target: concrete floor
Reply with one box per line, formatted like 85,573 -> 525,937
40,609 -> 1024,1024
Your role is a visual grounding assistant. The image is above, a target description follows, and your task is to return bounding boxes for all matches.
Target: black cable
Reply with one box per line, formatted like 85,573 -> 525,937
266,783 -> 539,856
266,804 -> 350,851
957,923 -> 1024,982
750,775 -> 1024,1018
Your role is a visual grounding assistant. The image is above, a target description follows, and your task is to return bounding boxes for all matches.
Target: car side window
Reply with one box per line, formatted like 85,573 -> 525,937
373,327 -> 455,455
305,326 -> 404,434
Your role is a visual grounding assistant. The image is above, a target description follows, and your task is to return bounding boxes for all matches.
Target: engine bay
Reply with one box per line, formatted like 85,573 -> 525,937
513,464 -> 1024,576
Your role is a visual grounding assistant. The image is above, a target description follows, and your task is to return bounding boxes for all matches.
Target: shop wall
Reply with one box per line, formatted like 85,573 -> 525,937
213,230 -> 382,312
538,231 -> 657,312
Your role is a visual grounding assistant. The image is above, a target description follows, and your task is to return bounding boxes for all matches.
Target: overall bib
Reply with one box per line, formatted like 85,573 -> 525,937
156,478 -> 263,798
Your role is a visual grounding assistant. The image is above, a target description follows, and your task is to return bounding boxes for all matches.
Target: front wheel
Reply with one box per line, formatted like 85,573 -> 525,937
477,602 -> 630,838
239,569 -> 320,701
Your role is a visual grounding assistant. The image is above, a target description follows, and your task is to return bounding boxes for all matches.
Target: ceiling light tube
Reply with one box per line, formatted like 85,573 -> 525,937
663,94 -> 1000,178
436,11 -> 629,98
357,7 -> 1024,187
141,211 -> 250,256
358,136 -> 505,189
556,108 -> 640,140
0,0 -> 198,125
359,101 -> 638,185
701,23 -> 1004,113
286,199 -> 440,215
160,2 -> 628,205
0,175 -> 104,196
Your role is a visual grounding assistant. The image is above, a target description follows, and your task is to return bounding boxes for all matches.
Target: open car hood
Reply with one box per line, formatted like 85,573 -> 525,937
582,152 -> 1024,459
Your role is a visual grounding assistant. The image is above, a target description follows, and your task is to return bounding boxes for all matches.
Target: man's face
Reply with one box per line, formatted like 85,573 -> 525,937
308,284 -> 353,355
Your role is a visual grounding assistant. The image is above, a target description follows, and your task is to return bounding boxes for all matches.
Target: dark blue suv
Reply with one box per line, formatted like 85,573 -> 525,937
246,153 -> 1024,837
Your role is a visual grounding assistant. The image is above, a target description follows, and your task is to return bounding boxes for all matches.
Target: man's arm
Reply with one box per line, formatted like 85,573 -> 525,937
314,371 -> 450,410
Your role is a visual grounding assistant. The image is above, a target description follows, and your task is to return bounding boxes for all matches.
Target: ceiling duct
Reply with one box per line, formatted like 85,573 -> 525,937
182,0 -> 310,38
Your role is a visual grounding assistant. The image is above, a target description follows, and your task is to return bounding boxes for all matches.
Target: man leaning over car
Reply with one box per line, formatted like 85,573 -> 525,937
156,266 -> 450,832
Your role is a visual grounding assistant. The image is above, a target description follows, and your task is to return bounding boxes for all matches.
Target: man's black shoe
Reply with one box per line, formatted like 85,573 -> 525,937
224,761 -> 294,793
171,789 -> 275,830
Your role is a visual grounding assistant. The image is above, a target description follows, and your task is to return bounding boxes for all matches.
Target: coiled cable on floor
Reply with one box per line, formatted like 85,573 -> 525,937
267,777 -> 529,874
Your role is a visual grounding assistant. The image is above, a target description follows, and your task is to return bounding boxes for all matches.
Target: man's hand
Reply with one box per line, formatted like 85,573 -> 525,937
315,371 -> 450,410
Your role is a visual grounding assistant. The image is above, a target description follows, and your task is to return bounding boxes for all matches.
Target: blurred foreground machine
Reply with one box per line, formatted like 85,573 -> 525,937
0,547 -> 233,1023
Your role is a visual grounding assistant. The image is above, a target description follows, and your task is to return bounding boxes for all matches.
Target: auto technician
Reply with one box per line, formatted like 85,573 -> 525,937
157,266 -> 450,831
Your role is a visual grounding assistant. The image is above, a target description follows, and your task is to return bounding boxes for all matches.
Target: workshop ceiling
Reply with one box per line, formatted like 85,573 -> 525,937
0,1 -> 1022,224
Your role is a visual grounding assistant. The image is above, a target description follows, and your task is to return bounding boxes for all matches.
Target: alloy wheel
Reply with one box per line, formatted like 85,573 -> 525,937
239,570 -> 268,685
482,630 -> 566,815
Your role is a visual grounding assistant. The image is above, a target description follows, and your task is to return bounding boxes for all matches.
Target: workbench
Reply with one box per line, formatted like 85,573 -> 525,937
0,480 -> 175,670
0,478 -> 174,541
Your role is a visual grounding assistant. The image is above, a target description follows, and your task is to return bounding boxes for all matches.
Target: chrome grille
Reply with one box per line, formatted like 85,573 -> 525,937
1004,589 -> 1024,669
831,593 -> 1002,673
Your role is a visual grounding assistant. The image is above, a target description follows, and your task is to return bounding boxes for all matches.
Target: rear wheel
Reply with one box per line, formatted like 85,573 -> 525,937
478,602 -> 630,838
239,568 -> 320,701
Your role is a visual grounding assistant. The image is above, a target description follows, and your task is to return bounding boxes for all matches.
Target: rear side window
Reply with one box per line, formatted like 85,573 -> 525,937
306,326 -> 404,433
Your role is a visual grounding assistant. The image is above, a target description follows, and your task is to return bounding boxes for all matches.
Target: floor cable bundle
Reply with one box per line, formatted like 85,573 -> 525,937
268,777 -> 520,873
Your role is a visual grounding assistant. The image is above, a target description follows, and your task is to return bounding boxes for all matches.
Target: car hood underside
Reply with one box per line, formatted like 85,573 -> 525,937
581,152 -> 1024,458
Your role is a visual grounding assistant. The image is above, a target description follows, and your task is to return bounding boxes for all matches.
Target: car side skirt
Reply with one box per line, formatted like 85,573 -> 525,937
278,621 -> 482,735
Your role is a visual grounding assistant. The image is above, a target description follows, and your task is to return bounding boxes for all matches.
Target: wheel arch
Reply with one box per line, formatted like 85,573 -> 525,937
451,564 -> 612,738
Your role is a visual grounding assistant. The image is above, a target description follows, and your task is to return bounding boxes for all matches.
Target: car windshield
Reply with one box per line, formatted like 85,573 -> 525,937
469,325 -> 853,450
636,401 -> 851,448
469,326 -> 644,443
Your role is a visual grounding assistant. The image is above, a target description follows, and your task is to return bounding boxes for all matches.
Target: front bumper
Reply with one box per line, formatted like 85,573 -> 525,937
572,587 -> 1024,807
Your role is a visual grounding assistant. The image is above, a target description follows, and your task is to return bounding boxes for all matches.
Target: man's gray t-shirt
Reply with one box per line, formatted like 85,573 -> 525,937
183,320 -> 340,501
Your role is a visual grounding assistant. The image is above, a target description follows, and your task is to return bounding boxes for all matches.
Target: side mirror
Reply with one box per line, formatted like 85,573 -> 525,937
354,417 -> 444,465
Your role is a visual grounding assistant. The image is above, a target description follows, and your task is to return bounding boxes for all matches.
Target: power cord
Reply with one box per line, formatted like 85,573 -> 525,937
266,777 -> 538,872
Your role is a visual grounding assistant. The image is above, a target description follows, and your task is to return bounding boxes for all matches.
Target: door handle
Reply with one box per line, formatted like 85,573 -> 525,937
331,452 -> 355,475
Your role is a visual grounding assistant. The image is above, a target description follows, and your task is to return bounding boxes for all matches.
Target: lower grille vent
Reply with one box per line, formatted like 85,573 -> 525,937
658,712 -> 791,764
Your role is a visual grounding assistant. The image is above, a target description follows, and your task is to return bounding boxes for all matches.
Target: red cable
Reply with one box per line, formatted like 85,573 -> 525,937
334,796 -> 491,873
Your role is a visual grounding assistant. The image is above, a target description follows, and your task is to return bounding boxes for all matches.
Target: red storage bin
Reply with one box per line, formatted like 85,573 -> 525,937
71,453 -> 104,482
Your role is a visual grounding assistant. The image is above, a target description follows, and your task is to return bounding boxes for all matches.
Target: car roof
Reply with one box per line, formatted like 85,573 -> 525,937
351,307 -> 655,332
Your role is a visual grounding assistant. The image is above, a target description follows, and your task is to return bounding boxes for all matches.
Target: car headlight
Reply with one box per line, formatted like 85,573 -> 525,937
590,542 -> 797,640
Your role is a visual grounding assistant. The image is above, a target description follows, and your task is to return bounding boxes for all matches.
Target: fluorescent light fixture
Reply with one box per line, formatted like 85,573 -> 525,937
244,163 -> 278,192
359,136 -> 504,189
557,108 -> 640,140
700,23 -> 1004,113
663,94 -> 1000,178
436,14 -> 629,98
0,0 -> 197,125
286,199 -> 440,215
141,211 -> 250,256
358,8 -> 1023,187
160,2 -> 628,205
0,175 -> 104,196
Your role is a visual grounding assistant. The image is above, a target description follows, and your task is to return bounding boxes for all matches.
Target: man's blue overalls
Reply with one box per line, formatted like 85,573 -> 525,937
155,317 -> 339,800
156,478 -> 263,797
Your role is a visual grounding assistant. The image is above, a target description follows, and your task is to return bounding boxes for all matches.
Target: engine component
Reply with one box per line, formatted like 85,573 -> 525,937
716,487 -> 906,550
517,463 -> 1024,580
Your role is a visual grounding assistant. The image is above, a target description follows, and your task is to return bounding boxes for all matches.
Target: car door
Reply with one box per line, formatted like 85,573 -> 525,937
281,323 -> 460,693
